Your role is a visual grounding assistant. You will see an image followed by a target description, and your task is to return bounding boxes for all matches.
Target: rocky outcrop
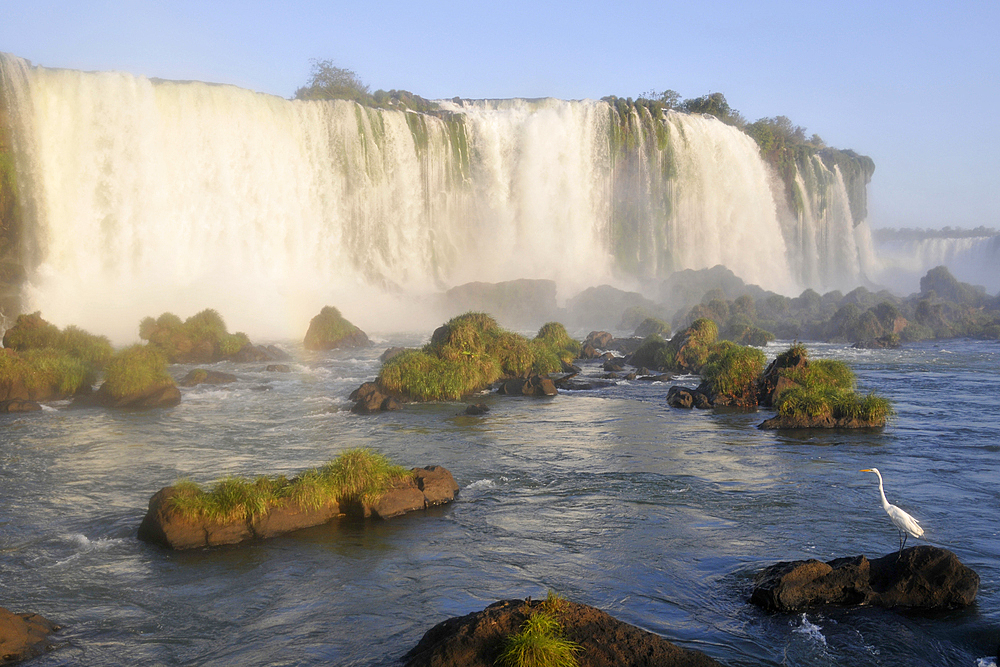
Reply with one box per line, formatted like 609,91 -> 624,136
234,343 -> 291,363
852,334 -> 901,349
349,382 -> 403,414
138,466 -> 459,550
403,597 -> 720,667
0,399 -> 41,413
750,546 -> 979,612
179,369 -> 238,387
496,375 -> 557,397
757,414 -> 884,430
667,386 -> 713,409
303,306 -> 370,351
0,606 -> 59,664
89,382 -> 181,410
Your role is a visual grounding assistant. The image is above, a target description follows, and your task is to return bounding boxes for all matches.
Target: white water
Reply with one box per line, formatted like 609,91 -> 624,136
874,234 -> 1000,294
1,54 -> 875,342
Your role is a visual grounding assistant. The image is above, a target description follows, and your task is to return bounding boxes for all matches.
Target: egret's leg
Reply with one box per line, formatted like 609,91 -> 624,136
902,533 -> 908,552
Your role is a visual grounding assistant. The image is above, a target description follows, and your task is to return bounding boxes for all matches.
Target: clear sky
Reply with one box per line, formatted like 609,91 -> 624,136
2,0 -> 997,230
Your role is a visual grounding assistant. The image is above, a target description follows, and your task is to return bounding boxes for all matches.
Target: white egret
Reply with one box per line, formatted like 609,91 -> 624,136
861,468 -> 924,553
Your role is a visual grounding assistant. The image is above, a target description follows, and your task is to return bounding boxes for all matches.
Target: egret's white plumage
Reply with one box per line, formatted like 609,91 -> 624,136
861,468 -> 924,552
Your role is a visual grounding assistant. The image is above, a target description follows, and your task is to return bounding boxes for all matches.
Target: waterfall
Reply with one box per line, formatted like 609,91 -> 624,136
0,53 -> 876,341
873,232 -> 1000,294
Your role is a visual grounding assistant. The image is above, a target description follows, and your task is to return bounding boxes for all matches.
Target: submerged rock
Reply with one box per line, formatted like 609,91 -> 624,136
349,381 -> 403,414
496,375 -> 557,397
462,403 -> 489,416
0,606 -> 60,664
667,385 -> 713,410
138,465 -> 460,550
750,546 -> 979,612
757,414 -> 885,429
234,343 -> 291,363
403,597 -> 720,667
88,382 -> 181,410
0,398 -> 42,413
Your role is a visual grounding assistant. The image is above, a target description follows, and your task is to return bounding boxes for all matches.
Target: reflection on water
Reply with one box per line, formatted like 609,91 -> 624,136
1,339 -> 998,665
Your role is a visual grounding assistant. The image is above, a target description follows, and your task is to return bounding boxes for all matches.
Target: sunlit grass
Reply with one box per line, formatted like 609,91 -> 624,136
497,605 -> 580,667
167,449 -> 411,522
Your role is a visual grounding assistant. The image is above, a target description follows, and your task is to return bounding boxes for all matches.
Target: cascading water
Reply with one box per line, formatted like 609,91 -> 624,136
0,53 -> 876,341
873,231 -> 1000,294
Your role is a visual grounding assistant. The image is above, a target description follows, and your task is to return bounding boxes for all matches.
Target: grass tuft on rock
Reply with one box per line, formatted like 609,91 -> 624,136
101,345 -> 174,400
303,305 -> 368,350
497,607 -> 580,667
700,342 -> 766,398
168,448 -> 411,522
139,308 -> 248,363
0,347 -> 96,399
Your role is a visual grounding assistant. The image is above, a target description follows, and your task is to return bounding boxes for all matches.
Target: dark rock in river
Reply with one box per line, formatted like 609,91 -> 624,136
463,403 -> 489,416
0,605 -> 60,664
138,465 -> 459,550
234,343 -> 291,363
757,414 -> 884,429
0,398 -> 42,413
90,382 -> 181,410
179,369 -> 238,387
602,357 -> 626,372
349,382 -> 403,414
497,375 -> 557,397
750,546 -> 979,612
379,346 -> 409,363
852,334 -> 902,349
584,330 -> 614,350
266,364 -> 291,373
667,385 -> 713,410
403,597 -> 721,667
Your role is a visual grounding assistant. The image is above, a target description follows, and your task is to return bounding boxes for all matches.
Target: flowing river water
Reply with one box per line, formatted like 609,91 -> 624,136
1,337 -> 998,666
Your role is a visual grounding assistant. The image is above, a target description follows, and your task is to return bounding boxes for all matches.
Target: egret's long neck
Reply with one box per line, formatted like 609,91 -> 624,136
875,473 -> 891,511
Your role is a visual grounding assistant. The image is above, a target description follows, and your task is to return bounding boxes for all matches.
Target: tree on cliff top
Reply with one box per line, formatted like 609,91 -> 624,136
294,59 -> 371,103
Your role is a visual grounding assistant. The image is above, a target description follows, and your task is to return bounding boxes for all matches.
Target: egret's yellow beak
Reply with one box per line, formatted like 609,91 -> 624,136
860,468 -> 873,472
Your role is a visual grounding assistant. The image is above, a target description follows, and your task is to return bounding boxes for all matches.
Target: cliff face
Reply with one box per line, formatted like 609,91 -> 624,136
0,76 -> 25,323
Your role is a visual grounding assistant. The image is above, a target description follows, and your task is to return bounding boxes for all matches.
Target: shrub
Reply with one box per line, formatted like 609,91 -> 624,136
377,312 -> 572,401
1,311 -> 61,350
633,317 -> 669,338
701,343 -> 766,398
497,610 -> 580,667
775,386 -> 893,424
780,358 -> 854,391
629,334 -> 672,369
140,309 -> 249,362
101,345 -> 174,400
168,449 -> 410,522
0,348 -> 95,398
59,325 -> 113,368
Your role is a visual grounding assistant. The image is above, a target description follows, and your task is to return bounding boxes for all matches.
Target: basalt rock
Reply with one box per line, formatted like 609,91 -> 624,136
234,343 -> 291,363
667,386 -> 713,410
138,465 -> 459,550
462,403 -> 490,416
179,369 -> 238,387
266,364 -> 291,373
0,606 -> 60,665
403,597 -> 721,667
757,414 -> 885,430
0,398 -> 42,413
750,546 -> 979,612
497,375 -> 557,397
349,382 -> 403,414
89,382 -> 181,410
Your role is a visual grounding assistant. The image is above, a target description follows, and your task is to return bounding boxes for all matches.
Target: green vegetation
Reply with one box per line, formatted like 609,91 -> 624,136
0,347 -> 96,399
168,448 -> 411,523
303,305 -> 368,350
633,317 -> 669,337
139,308 -> 249,363
497,594 -> 580,667
376,313 -> 578,401
2,313 -> 113,368
294,58 -> 439,113
101,345 -> 174,400
700,342 -> 766,403
767,343 -> 893,425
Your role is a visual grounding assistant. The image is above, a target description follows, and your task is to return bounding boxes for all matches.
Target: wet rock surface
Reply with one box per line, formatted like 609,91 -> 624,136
0,606 -> 59,665
750,546 -> 980,612
403,598 -> 721,667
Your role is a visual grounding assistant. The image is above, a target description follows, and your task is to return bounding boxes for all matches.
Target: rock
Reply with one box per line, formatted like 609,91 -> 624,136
579,342 -> 599,359
349,382 -> 403,414
91,382 -> 181,410
441,279 -> 558,329
403,597 -> 721,667
852,334 -> 902,349
757,414 -> 884,429
584,331 -> 614,349
0,606 -> 60,664
303,306 -> 370,351
750,546 -> 979,612
138,466 -> 460,550
602,357 -> 626,372
667,385 -> 712,410
0,398 -> 42,413
234,343 -> 290,363
609,336 -> 644,355
266,364 -> 291,373
498,375 -> 557,397
179,369 -> 238,387
463,403 -> 489,416
757,347 -> 807,407
380,346 -> 408,363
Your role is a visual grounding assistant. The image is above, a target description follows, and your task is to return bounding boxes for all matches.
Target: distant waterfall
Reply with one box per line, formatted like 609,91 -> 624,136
0,53 -> 875,340
874,232 -> 1000,294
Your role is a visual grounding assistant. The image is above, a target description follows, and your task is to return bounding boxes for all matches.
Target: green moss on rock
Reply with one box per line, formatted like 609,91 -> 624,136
303,305 -> 370,351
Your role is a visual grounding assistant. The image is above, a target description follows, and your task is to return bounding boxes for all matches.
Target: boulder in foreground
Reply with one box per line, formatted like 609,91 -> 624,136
750,546 -> 979,612
0,606 -> 59,664
404,597 -> 720,667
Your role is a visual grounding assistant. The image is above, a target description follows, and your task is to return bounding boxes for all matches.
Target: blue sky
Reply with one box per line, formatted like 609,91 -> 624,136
3,0 -> 997,230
